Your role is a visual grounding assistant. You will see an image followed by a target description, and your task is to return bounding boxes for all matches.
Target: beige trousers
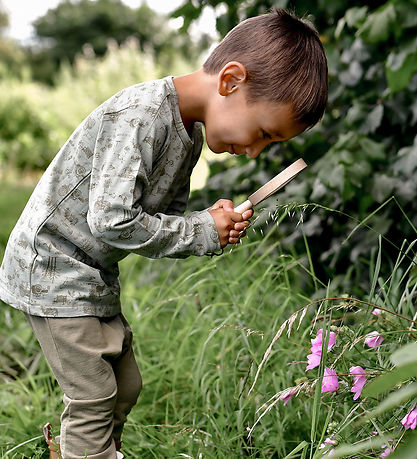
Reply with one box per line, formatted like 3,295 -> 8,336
26,313 -> 142,459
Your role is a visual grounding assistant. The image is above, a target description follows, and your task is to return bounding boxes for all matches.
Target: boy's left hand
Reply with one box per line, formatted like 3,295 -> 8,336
209,199 -> 253,245
229,207 -> 253,244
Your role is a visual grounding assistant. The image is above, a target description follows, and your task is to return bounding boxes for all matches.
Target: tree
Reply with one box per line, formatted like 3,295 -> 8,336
28,0 -> 208,84
0,1 -> 27,80
0,1 -> 8,34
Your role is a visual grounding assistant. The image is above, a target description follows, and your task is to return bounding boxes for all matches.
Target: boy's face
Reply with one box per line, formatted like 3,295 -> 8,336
204,63 -> 306,158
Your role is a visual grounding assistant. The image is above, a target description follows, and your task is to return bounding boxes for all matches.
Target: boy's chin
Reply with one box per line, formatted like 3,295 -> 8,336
207,144 -> 227,154
207,142 -> 233,155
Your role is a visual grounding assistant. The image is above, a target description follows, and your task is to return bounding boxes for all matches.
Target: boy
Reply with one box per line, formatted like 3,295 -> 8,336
0,8 -> 327,459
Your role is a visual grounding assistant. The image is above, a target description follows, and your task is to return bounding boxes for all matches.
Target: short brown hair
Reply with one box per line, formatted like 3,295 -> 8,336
203,9 -> 328,128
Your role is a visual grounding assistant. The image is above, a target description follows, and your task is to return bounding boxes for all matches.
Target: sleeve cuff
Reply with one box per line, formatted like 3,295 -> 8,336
188,209 -> 221,255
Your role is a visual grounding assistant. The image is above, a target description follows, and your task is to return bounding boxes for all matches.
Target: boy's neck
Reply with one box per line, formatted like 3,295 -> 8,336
173,69 -> 214,134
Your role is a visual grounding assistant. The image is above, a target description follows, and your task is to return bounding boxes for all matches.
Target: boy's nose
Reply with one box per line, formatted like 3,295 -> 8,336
246,139 -> 271,158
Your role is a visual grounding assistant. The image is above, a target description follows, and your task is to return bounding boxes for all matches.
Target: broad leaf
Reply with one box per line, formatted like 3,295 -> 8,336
359,104 -> 384,134
390,342 -> 417,367
330,437 -> 387,456
357,4 -> 396,44
388,432 -> 417,459
386,38 -> 417,93
362,383 -> 417,419
363,364 -> 417,397
345,6 -> 368,29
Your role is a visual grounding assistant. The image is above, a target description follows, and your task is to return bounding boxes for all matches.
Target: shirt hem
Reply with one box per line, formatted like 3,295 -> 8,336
0,282 -> 121,318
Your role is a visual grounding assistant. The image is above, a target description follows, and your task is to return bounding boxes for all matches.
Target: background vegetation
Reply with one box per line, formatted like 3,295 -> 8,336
185,0 -> 417,291
0,0 -> 416,457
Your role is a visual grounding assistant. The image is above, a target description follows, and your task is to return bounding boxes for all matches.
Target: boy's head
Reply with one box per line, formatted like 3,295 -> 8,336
203,8 -> 328,129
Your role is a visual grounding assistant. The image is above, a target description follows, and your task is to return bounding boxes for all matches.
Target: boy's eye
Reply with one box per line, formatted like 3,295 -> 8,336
263,131 -> 272,139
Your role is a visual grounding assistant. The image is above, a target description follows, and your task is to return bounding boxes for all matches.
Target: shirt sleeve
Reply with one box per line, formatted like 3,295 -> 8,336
165,179 -> 191,216
86,112 -> 220,259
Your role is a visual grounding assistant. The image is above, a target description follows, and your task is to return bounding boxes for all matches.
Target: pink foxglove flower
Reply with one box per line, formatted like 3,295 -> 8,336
279,389 -> 296,406
380,441 -> 393,458
365,331 -> 383,348
311,329 -> 336,354
319,437 -> 336,456
380,447 -> 391,457
306,352 -> 322,370
401,406 -> 417,430
321,367 -> 339,393
306,329 -> 336,371
349,365 -> 367,400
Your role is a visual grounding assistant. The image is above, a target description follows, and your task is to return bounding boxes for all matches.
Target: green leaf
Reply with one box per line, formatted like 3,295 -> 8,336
282,440 -> 309,458
363,383 -> 417,420
334,132 -> 359,151
393,137 -> 417,174
345,6 -> 368,29
391,342 -> 417,367
363,362 -> 417,395
330,437 -> 387,456
369,235 -> 382,300
395,3 -> 417,29
386,38 -> 417,93
216,14 -> 232,37
388,431 -> 417,459
326,164 -> 344,193
334,17 -> 345,40
371,174 -> 396,202
171,2 -> 201,31
359,104 -> 384,134
358,137 -> 385,160
357,4 -> 396,44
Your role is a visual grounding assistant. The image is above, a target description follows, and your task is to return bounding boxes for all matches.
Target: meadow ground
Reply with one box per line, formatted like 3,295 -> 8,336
1,184 -> 416,458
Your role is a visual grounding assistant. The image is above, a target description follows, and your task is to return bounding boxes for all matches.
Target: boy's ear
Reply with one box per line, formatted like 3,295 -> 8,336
218,61 -> 248,96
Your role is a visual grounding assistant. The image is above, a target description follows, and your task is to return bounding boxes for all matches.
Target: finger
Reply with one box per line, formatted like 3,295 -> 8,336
229,229 -> 240,239
228,236 -> 240,244
229,211 -> 244,222
234,221 -> 249,231
242,209 -> 253,220
239,230 -> 247,238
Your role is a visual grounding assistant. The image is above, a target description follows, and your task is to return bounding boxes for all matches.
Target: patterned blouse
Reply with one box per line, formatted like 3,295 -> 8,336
0,77 -> 220,317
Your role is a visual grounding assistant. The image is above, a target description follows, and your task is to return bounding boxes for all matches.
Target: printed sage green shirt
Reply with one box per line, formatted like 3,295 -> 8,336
0,77 -> 220,317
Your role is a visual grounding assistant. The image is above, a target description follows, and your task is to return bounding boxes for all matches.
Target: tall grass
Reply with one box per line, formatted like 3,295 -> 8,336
0,184 -> 34,260
0,201 -> 416,458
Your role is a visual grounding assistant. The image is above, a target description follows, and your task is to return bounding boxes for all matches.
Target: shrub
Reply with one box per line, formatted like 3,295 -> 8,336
0,38 -> 195,174
187,0 -> 417,288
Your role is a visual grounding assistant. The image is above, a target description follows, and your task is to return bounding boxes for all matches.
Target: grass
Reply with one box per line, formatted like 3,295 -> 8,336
0,181 -> 34,260
0,185 -> 416,458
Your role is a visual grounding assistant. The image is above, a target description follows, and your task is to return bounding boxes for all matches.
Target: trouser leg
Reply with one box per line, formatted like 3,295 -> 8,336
112,315 -> 142,443
26,313 -> 141,459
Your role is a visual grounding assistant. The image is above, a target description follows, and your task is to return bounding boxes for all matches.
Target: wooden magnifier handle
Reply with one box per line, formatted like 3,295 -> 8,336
234,199 -> 252,214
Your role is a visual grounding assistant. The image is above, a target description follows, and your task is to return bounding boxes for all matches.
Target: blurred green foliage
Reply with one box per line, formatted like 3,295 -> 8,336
182,0 -> 417,289
0,0 -> 203,172
0,183 -> 34,260
1,0 -> 416,290
29,0 -> 209,85
0,39 -> 194,173
0,0 -> 208,85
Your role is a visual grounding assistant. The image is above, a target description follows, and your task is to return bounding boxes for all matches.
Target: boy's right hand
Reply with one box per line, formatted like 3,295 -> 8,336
208,199 -> 249,248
